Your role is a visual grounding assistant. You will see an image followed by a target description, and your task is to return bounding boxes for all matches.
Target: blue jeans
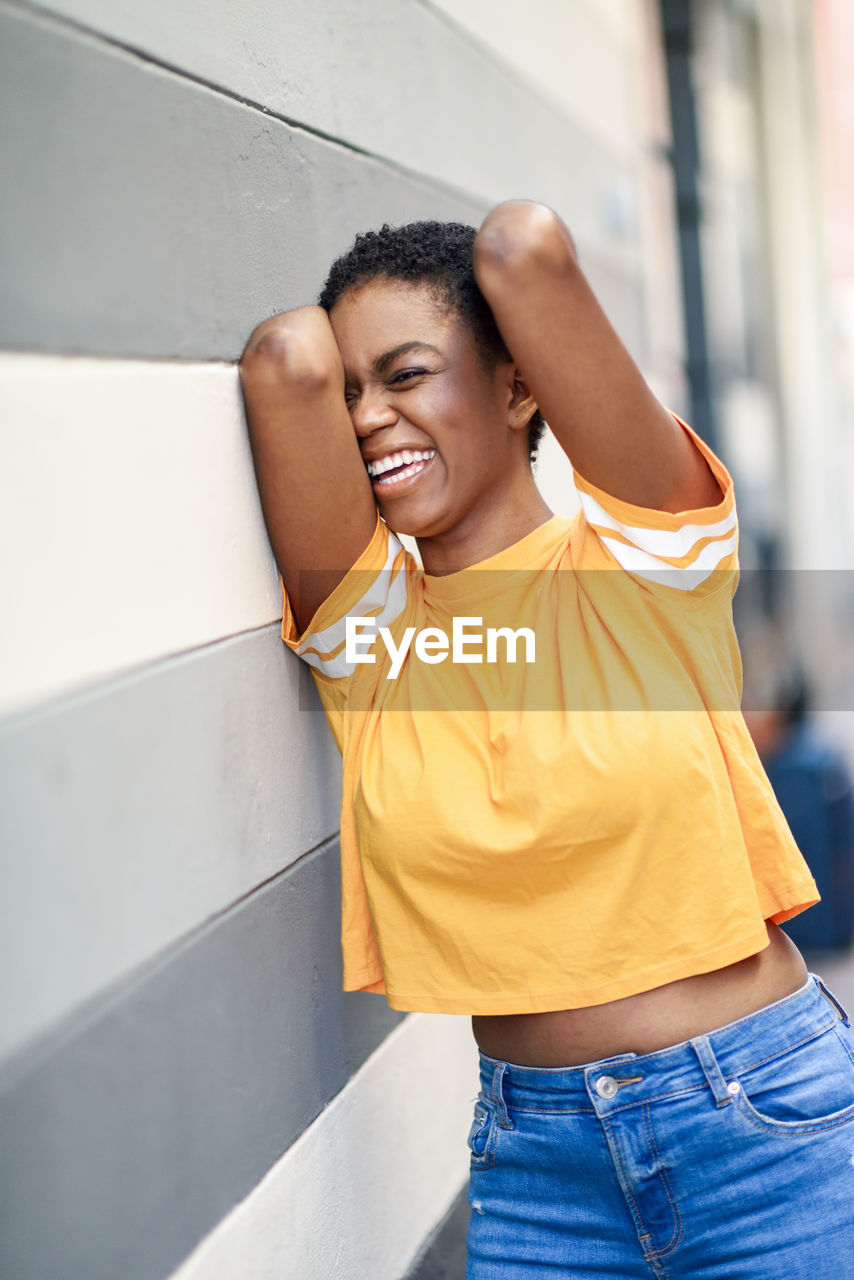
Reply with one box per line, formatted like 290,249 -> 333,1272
466,973 -> 854,1277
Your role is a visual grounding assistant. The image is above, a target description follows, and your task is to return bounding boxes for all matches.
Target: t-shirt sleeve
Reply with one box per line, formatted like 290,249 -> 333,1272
281,511 -> 410,681
571,414 -> 738,598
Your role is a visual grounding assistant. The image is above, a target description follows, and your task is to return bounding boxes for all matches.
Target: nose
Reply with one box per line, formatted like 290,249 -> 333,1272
350,387 -> 398,437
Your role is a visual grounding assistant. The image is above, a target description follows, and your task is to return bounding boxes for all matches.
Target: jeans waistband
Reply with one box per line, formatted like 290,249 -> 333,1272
478,973 -> 849,1115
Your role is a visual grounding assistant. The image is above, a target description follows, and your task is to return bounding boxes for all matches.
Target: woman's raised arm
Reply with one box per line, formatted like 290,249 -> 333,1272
472,200 -> 722,513
239,306 -> 378,633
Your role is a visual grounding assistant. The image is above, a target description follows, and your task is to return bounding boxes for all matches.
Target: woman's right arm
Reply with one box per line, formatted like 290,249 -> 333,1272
239,306 -> 378,634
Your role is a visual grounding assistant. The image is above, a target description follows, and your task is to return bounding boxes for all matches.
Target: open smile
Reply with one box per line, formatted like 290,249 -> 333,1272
365,448 -> 436,489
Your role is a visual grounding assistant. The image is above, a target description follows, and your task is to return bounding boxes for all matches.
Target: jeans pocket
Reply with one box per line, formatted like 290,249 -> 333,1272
731,1023 -> 854,1136
835,1017 -> 854,1069
467,1095 -> 498,1170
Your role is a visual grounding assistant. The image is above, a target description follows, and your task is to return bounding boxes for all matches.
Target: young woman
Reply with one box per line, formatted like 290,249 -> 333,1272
239,201 -> 854,1277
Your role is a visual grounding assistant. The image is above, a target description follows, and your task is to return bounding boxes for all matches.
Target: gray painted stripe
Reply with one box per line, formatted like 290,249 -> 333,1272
0,3 -> 486,360
408,1186 -> 470,1280
0,837 -> 405,1280
0,626 -> 341,1065
13,0 -> 626,242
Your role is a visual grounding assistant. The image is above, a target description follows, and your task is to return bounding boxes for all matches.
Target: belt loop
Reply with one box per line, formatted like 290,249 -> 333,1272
691,1035 -> 733,1107
815,974 -> 851,1027
490,1062 -> 513,1128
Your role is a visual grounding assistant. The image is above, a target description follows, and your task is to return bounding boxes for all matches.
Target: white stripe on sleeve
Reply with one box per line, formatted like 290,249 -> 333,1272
298,531 -> 409,678
598,530 -> 738,591
578,489 -> 737,561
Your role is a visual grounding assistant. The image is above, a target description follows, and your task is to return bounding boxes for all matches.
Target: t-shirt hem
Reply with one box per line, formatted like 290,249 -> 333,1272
374,925 -> 782,1015
343,968 -> 385,993
759,876 -> 820,926
342,890 -> 820,1014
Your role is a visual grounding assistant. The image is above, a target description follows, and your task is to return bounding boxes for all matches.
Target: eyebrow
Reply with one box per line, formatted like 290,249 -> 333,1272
373,341 -> 442,376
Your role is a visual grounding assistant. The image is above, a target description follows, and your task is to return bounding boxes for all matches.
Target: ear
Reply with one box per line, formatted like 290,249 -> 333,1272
507,368 -> 538,433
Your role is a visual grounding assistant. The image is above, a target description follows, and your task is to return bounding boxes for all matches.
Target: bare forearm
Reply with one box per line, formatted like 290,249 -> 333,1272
473,201 -> 721,512
239,307 -> 377,628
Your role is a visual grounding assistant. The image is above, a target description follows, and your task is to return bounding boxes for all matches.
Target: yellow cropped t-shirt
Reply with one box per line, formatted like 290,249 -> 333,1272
282,420 -> 818,1015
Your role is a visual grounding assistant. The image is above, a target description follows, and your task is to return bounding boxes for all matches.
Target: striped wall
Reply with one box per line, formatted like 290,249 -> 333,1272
0,2 -> 677,1277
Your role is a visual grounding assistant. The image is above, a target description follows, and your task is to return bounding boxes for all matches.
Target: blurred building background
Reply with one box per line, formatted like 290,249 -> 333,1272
0,2 -> 852,1278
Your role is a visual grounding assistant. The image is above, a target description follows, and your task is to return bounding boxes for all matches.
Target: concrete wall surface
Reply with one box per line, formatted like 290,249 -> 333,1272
0,2 -> 675,1276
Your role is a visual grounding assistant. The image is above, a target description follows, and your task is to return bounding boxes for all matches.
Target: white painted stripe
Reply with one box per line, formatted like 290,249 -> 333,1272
535,427 -> 582,519
578,487 -> 737,560
0,355 -> 282,717
0,629 -> 343,1067
599,530 -> 739,590
167,1012 -> 476,1280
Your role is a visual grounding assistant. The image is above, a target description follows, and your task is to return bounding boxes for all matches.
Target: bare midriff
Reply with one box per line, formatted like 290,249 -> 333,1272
471,922 -> 809,1068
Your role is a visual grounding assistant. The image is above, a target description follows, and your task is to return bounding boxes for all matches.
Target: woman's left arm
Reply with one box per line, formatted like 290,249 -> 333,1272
472,200 -> 722,513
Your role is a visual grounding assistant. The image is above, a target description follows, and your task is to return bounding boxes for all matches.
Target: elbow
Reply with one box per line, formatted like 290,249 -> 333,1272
239,309 -> 338,394
240,325 -> 302,374
473,201 -> 577,281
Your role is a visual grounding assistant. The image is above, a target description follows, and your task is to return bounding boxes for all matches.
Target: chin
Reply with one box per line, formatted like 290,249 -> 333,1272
382,514 -> 425,539
378,499 -> 438,540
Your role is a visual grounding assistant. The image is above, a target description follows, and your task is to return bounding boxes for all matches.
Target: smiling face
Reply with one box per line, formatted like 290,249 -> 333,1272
329,277 -> 533,542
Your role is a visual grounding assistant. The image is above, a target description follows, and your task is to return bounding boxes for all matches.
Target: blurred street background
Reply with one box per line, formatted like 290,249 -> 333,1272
2,2 -> 853,1278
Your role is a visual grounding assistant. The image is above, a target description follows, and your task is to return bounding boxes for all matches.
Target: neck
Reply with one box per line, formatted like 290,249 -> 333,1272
416,472 -> 553,576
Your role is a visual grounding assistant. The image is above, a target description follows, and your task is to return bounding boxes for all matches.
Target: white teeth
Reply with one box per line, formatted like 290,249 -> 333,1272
376,459 -> 429,486
366,448 -> 435,478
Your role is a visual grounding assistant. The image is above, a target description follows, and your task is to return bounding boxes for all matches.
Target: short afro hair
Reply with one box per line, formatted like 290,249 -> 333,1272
318,220 -> 546,463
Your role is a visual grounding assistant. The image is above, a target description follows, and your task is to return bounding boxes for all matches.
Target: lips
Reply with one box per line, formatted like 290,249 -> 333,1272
365,448 -> 436,488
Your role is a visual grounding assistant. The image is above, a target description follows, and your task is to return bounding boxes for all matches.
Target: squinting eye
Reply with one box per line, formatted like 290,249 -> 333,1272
390,368 -> 426,386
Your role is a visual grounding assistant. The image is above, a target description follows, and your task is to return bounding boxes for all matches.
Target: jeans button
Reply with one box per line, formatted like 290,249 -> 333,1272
595,1075 -> 619,1099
